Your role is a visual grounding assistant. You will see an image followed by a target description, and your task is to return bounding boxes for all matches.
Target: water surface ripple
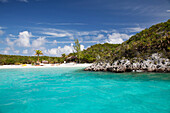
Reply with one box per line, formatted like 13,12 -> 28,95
0,67 -> 170,113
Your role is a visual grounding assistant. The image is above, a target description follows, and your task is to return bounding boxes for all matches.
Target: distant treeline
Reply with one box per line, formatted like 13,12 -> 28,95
0,55 -> 62,65
0,43 -> 119,65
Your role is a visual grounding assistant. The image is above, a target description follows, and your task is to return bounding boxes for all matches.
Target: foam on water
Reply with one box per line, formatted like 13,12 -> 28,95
0,67 -> 170,113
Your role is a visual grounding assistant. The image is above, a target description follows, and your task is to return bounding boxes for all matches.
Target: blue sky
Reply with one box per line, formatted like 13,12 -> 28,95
0,0 -> 170,56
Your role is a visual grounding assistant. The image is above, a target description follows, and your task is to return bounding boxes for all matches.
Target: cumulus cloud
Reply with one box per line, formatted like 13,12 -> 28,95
46,45 -> 73,56
22,49 -> 28,54
16,31 -> 32,47
46,46 -> 72,56
105,33 -> 131,44
32,37 -> 46,48
95,34 -> 105,40
6,31 -> 46,48
45,43 -> 85,56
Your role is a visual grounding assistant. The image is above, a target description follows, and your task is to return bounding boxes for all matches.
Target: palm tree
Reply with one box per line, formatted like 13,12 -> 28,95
62,53 -> 66,58
35,50 -> 43,63
73,39 -> 81,63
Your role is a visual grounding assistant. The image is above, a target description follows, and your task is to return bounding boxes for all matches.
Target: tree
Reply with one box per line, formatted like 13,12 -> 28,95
54,58 -> 58,64
62,53 -> 66,58
73,39 -> 81,63
35,50 -> 43,63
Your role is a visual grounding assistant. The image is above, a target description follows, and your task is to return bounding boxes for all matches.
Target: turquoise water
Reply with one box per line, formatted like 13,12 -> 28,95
0,67 -> 170,113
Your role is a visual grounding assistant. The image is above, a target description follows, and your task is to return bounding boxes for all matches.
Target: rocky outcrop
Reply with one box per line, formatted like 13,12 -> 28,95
85,53 -> 170,72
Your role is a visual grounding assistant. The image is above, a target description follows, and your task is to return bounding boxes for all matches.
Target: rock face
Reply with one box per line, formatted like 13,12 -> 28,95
85,53 -> 170,72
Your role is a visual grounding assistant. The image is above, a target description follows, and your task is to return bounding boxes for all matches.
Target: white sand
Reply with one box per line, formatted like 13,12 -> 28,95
0,63 -> 92,69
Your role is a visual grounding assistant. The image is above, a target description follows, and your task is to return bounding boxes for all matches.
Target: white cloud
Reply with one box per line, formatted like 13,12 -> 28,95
95,34 -> 104,40
53,40 -> 57,44
80,45 -> 85,51
100,30 -> 108,33
22,49 -> 28,54
47,45 -> 73,56
0,26 -> 4,35
32,37 -> 46,48
69,36 -> 74,40
14,50 -> 20,54
2,50 -> 8,54
43,32 -> 72,37
9,34 -> 16,37
45,44 -> 75,56
6,38 -> 15,46
16,31 -> 32,47
37,22 -> 86,26
45,43 -> 85,56
125,27 -> 145,32
77,32 -> 90,36
105,33 -> 131,44
82,41 -> 99,43
49,40 -> 97,44
0,30 -> 4,35
2,47 -> 10,54
166,10 -> 170,13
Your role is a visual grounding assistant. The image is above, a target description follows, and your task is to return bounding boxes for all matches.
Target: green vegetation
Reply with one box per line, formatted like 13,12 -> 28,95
35,50 -> 43,63
108,19 -> 170,62
0,55 -> 62,65
73,39 -> 82,63
0,43 -> 119,64
79,43 -> 120,63
0,19 -> 169,65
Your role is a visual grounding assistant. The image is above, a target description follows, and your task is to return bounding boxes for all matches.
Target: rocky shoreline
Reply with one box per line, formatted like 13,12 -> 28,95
85,53 -> 170,72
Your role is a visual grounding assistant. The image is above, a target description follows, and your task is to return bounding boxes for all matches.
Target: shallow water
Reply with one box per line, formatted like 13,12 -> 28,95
0,67 -> 170,113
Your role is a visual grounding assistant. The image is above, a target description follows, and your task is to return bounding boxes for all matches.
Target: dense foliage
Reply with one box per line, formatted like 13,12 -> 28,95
108,19 -> 170,62
80,43 -> 120,63
0,55 -> 63,65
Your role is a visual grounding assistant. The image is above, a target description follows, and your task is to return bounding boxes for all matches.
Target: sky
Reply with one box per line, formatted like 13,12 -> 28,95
0,0 -> 170,56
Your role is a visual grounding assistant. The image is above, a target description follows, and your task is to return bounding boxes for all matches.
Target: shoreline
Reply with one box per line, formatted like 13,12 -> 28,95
85,53 -> 170,73
0,63 -> 92,69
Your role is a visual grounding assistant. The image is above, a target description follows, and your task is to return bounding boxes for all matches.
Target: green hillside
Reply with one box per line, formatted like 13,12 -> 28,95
80,43 -> 120,63
109,19 -> 170,62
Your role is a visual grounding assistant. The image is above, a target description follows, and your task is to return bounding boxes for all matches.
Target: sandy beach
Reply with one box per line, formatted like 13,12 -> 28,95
0,63 -> 92,69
